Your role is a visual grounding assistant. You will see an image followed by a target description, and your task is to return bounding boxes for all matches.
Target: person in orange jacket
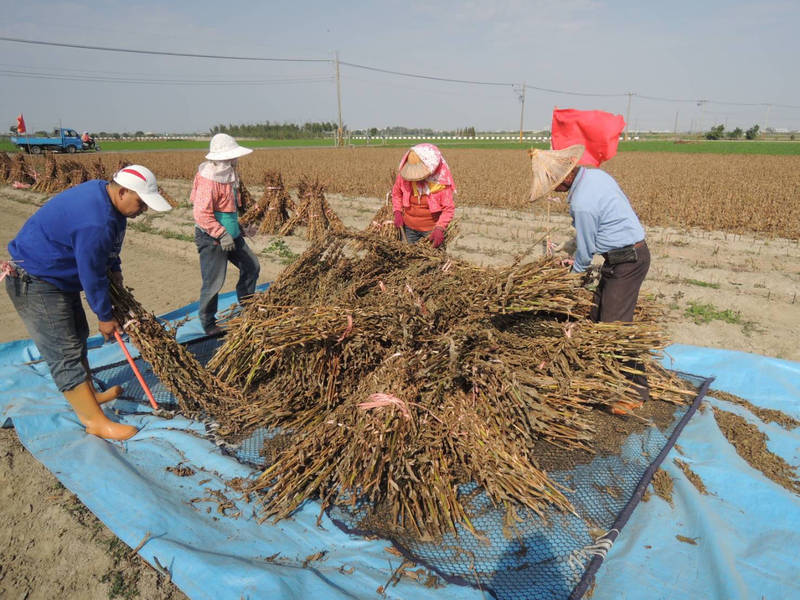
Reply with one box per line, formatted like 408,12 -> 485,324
391,143 -> 456,247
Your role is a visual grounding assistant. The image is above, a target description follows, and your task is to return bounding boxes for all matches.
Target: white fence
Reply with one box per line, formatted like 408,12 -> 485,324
351,135 -> 552,141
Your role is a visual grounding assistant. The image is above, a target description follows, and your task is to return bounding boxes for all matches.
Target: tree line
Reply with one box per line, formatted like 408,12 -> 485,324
706,124 -> 761,140
210,122 -> 338,139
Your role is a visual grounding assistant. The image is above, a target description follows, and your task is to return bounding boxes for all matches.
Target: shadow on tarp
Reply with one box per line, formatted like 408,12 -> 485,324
1,290 -> 799,600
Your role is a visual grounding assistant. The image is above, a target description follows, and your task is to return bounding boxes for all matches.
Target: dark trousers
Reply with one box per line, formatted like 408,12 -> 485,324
5,274 -> 90,392
403,226 -> 432,244
590,242 -> 651,400
195,227 -> 260,331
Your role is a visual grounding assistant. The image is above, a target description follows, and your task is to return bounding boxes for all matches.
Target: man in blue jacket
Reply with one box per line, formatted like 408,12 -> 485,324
4,165 -> 171,440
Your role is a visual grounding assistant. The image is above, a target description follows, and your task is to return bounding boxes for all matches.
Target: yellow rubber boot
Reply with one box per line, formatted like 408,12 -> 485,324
63,381 -> 137,441
81,358 -> 123,405
91,383 -> 124,405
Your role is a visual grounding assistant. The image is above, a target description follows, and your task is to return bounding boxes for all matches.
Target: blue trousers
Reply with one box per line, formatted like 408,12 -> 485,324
5,273 -> 90,392
195,227 -> 260,331
403,226 -> 433,244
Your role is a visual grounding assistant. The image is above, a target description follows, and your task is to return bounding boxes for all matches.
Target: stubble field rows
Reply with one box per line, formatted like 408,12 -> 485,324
33,148 -> 800,240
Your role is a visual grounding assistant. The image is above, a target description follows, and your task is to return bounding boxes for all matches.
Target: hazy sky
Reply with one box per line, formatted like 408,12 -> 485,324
2,1 -> 798,134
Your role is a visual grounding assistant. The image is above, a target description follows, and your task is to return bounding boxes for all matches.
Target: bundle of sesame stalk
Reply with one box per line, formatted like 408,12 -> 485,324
9,153 -> 35,187
0,152 -> 11,182
237,176 -> 253,215
91,157 -> 106,180
200,230 -> 694,540
108,278 -> 244,416
365,191 -> 402,240
240,170 -> 295,234
278,177 -> 345,240
31,153 -> 58,192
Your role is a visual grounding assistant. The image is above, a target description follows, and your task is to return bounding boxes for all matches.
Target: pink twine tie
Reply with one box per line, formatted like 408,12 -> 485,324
0,261 -> 17,283
358,393 -> 412,420
337,314 -> 354,342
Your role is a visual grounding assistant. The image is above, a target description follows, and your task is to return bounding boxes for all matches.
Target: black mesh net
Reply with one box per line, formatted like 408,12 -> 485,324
92,336 -> 711,600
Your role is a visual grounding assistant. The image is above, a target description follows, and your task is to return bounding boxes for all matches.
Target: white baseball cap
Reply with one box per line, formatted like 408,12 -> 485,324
112,165 -> 172,212
205,133 -> 253,161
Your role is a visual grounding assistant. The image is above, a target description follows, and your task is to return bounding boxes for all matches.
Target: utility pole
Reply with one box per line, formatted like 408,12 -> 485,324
624,92 -> 633,141
673,111 -> 679,139
764,104 -> 772,133
335,51 -> 343,147
517,83 -> 526,143
696,100 -> 708,134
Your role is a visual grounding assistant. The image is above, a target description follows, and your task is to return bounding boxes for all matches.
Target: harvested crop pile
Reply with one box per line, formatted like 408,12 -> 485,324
0,152 -> 11,182
365,192 -> 402,241
9,153 -> 35,186
109,279 -> 244,416
91,157 -> 106,180
279,178 -> 345,240
31,154 -> 58,192
710,388 -> 800,430
712,406 -> 800,493
202,230 -> 694,540
674,458 -> 709,495
240,171 -> 294,234
54,159 -> 89,190
237,177 -> 253,215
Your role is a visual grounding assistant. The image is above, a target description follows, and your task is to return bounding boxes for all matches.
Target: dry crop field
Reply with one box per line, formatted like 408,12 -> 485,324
31,147 -> 800,239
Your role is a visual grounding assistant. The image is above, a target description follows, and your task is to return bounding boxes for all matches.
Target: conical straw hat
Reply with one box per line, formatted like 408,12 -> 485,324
528,144 -> 585,202
399,150 -> 432,181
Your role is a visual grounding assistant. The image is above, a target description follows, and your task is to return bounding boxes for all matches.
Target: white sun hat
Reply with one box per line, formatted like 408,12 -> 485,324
205,133 -> 253,161
112,165 -> 172,212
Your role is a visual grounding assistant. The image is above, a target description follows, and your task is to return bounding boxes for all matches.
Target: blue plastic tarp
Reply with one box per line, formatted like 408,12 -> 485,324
1,292 -> 798,600
593,345 -> 800,600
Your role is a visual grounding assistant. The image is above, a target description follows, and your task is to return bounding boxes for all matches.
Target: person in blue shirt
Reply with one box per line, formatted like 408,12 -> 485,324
4,165 -> 172,440
530,145 -> 650,404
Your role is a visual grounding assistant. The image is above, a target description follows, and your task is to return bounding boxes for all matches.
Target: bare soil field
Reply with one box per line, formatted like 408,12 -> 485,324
0,176 -> 798,598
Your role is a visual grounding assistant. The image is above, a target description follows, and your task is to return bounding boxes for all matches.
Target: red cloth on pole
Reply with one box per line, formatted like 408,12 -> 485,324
16,114 -> 26,134
551,109 -> 625,166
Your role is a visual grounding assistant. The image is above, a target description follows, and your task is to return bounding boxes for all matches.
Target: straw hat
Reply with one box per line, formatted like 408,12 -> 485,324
528,144 -> 585,202
399,150 -> 432,181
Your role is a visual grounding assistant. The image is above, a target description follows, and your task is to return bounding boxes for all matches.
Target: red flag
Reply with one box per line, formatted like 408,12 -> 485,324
551,109 -> 625,166
16,114 -> 26,134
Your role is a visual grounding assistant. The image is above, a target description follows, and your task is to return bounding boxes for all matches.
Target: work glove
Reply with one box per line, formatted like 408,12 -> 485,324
429,226 -> 445,248
218,231 -> 235,252
393,211 -> 404,228
555,236 -> 577,255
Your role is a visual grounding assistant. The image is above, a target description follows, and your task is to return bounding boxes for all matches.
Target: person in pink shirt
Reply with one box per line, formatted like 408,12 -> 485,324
191,133 -> 260,335
391,143 -> 456,247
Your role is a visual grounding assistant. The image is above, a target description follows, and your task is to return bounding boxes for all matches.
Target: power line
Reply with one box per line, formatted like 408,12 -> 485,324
0,36 -> 329,63
633,93 -> 800,110
0,69 -> 333,86
2,35 -> 799,112
339,60 -> 515,87
341,60 -> 629,97
524,83 -> 626,98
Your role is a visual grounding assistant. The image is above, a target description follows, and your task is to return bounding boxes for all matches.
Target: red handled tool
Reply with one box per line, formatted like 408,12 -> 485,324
114,330 -> 159,410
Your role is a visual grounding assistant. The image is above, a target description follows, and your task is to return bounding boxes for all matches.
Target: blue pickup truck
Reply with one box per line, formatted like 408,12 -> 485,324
10,128 -> 98,154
